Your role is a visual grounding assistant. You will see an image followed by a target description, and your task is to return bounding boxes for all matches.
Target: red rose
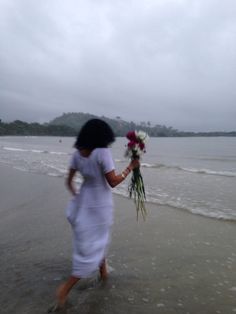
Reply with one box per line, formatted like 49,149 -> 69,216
139,142 -> 145,150
128,141 -> 136,148
126,131 -> 137,142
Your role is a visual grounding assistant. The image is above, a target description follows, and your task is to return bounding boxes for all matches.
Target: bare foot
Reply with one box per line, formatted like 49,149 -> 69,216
47,302 -> 65,313
99,261 -> 108,281
56,283 -> 68,307
49,276 -> 79,312
47,283 -> 68,312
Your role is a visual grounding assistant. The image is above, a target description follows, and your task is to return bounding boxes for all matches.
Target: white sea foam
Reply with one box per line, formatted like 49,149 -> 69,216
47,173 -> 61,177
3,146 -> 68,156
3,146 -> 28,152
111,185 -> 236,221
45,164 -> 67,174
31,149 -> 45,153
49,151 -> 68,155
141,162 -> 156,168
3,145 -> 235,177
181,167 -> 236,177
140,161 -> 236,177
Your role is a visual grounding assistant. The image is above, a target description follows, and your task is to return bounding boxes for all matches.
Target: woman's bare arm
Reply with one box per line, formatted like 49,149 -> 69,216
66,168 -> 77,196
105,159 -> 140,188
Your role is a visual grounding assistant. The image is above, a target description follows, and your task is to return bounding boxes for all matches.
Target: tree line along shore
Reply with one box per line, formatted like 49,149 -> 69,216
0,112 -> 235,137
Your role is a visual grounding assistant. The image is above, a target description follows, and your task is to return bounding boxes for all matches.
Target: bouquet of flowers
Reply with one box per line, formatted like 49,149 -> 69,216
125,130 -> 149,220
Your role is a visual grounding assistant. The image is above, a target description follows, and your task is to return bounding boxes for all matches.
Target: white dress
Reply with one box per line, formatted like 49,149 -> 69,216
66,148 -> 115,278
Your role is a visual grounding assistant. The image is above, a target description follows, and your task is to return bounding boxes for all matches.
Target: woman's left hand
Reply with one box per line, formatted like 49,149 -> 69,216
129,158 -> 140,170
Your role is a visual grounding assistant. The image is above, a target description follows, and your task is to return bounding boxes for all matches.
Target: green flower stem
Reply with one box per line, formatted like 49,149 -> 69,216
128,167 -> 147,221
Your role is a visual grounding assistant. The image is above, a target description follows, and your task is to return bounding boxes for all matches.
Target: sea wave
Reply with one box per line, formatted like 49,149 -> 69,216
3,147 -> 28,152
196,156 -> 236,162
49,151 -> 68,155
180,167 -> 236,177
141,162 -> 236,177
43,163 -> 67,174
112,187 -> 236,221
2,161 -> 235,222
2,146 -> 69,156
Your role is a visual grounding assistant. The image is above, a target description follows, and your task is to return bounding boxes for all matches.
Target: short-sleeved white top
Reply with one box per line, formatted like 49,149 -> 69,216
70,148 -> 115,209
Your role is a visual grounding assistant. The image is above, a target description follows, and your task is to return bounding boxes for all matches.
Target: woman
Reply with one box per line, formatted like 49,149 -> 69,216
52,119 -> 139,310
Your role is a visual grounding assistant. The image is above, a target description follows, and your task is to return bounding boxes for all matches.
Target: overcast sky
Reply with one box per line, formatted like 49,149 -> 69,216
0,0 -> 236,131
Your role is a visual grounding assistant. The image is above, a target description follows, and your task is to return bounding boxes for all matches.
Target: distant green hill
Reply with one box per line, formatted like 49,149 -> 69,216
49,112 -> 179,137
0,119 -> 75,136
0,114 -> 235,136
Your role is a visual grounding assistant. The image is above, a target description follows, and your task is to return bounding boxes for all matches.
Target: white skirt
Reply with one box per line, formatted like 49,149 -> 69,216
65,198 -> 112,278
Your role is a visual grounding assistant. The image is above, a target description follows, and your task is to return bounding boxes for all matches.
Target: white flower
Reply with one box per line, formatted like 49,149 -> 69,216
133,144 -> 142,156
135,130 -> 149,143
125,143 -> 144,158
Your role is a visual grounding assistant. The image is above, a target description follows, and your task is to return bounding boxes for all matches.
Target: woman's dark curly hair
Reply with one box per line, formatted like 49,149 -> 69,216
74,119 -> 115,150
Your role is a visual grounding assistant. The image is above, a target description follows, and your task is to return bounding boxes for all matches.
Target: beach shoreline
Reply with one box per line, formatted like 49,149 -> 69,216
0,164 -> 235,314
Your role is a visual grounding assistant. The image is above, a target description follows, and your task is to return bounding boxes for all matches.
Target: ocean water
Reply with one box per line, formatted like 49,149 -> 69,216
0,136 -> 236,221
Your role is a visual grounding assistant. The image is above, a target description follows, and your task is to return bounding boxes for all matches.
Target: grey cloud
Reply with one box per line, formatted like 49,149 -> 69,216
0,0 -> 236,131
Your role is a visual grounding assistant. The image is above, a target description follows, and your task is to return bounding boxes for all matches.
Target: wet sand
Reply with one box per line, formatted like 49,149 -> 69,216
0,164 -> 236,314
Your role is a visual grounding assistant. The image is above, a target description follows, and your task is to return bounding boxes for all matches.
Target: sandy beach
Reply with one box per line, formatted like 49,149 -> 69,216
0,164 -> 235,314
